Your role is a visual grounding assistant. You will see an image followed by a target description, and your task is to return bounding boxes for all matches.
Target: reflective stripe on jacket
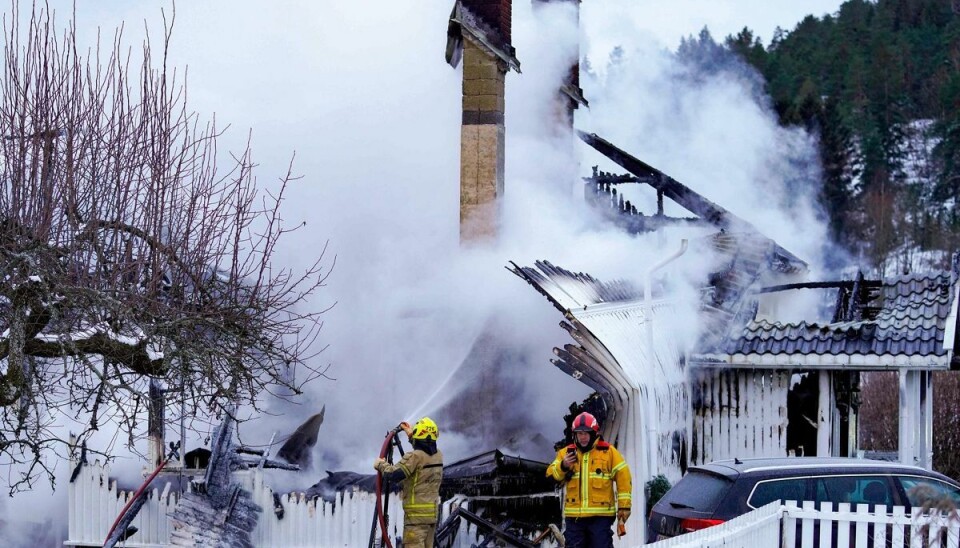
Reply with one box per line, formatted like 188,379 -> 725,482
378,449 -> 444,525
545,440 -> 632,518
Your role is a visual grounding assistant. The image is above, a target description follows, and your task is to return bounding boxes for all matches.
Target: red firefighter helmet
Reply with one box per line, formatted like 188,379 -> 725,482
571,412 -> 600,433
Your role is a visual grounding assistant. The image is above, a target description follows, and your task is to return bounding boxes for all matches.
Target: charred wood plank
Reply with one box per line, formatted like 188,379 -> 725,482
453,507 -> 538,547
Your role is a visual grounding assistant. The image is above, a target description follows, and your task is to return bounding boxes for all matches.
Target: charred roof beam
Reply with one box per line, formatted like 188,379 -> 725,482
585,180 -> 708,234
440,507 -> 539,548
756,280 -> 882,294
578,131 -> 807,271
579,132 -> 734,227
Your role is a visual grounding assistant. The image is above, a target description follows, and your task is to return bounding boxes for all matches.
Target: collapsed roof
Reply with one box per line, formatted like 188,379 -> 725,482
578,132 -> 809,350
510,133 -> 960,454
512,133 -> 960,414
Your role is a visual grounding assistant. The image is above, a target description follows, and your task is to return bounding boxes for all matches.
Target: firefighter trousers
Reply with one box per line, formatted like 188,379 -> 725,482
564,516 -> 615,548
402,523 -> 436,548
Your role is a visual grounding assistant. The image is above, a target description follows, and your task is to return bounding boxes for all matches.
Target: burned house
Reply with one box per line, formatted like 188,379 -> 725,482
509,129 -> 960,544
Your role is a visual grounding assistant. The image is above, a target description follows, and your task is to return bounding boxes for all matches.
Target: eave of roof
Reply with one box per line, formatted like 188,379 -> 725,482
945,271 -> 959,365
446,2 -> 521,73
691,351 -> 951,370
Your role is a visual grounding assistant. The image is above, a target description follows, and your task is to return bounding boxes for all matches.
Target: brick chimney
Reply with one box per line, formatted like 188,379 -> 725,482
446,0 -> 519,245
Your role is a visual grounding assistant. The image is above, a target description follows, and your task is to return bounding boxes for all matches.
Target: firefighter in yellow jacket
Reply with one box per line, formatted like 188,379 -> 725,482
546,412 -> 631,547
374,417 -> 444,548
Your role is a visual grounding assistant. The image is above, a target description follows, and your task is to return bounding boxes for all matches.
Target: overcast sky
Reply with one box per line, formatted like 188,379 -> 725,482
582,0 -> 845,48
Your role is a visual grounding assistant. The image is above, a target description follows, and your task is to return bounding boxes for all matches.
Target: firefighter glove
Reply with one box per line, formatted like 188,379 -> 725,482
373,457 -> 386,472
617,508 -> 631,523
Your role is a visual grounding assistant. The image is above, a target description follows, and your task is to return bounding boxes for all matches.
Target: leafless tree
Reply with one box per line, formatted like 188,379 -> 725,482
0,4 -> 331,493
860,371 -> 960,481
858,372 -> 898,452
931,372 -> 960,481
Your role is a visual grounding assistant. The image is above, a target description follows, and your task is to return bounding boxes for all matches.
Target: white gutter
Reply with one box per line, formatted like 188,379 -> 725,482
641,239 -> 687,481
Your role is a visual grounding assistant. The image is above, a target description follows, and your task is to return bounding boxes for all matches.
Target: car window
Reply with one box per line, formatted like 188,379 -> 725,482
814,476 -> 893,506
899,477 -> 960,507
658,471 -> 733,513
749,478 -> 808,507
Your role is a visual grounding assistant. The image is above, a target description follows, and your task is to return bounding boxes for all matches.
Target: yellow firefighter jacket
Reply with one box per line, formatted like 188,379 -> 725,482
546,439 -> 632,518
377,448 -> 444,525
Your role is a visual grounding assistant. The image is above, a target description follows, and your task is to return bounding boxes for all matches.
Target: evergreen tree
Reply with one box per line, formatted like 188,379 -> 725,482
725,27 -> 768,69
724,0 -> 960,266
818,96 -> 859,244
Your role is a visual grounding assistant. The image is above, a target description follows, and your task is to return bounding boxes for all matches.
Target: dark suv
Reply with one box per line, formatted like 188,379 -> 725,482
647,457 -> 960,543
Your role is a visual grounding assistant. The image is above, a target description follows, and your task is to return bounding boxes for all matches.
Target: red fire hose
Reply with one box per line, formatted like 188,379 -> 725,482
102,455 -> 171,547
374,430 -> 396,548
371,426 -> 407,548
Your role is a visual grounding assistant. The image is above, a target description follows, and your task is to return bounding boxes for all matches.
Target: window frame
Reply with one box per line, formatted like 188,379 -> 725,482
746,473 -> 903,510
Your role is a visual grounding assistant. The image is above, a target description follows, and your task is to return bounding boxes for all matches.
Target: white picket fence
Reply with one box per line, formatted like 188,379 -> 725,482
66,459 -> 180,547
244,469 -> 404,547
783,500 -> 960,548
65,460 -> 557,547
646,501 -> 783,547
67,458 -> 960,548
646,500 -> 960,548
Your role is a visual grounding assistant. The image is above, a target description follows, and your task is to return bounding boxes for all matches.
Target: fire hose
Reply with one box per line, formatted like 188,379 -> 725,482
369,425 -> 406,548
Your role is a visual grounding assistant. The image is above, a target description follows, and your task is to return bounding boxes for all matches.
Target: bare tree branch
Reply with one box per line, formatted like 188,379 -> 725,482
0,3 -> 331,494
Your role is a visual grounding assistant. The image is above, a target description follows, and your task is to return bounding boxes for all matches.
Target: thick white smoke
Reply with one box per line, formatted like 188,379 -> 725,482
579,2 -> 840,325
2,1 -> 845,543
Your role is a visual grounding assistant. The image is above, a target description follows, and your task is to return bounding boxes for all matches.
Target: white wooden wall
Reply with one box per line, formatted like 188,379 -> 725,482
567,298 -> 691,546
690,369 -> 790,465
560,300 -> 794,544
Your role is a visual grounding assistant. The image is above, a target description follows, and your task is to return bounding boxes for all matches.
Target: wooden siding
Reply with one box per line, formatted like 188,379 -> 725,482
690,369 -> 790,465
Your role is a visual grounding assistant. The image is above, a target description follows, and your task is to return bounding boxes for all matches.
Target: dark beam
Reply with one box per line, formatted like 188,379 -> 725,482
577,131 -> 807,269
756,280 -> 882,294
454,507 -> 539,548
579,131 -> 737,228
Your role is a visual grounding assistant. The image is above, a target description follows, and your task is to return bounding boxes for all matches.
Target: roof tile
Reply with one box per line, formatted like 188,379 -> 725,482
717,273 -> 954,358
